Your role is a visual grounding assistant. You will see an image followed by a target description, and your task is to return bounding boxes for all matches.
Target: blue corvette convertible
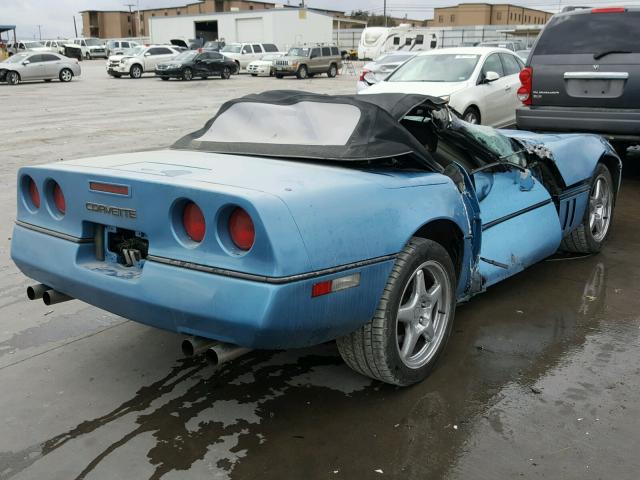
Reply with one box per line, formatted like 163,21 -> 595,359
12,91 -> 620,385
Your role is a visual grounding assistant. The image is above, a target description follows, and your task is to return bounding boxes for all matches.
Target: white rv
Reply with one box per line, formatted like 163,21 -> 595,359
358,25 -> 439,60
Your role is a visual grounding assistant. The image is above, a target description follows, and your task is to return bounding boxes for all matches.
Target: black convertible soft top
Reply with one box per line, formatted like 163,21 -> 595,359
172,90 -> 447,171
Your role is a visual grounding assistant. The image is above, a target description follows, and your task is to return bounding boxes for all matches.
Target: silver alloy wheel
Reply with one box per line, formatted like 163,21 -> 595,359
589,172 -> 613,242
131,65 -> 142,78
222,67 -> 230,79
396,260 -> 452,369
60,69 -> 72,82
183,68 -> 193,81
6,71 -> 19,85
329,65 -> 337,77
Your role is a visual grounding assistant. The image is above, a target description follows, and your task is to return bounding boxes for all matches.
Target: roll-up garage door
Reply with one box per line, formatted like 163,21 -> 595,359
235,17 -> 264,42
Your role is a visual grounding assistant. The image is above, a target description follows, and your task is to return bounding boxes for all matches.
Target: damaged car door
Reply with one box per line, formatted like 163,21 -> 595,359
466,124 -> 562,287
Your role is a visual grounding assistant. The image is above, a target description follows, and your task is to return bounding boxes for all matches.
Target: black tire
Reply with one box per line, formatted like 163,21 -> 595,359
270,68 -> 275,77
59,68 -> 73,82
182,67 -> 193,81
129,64 -> 143,79
161,77 -> 169,81
561,163 -> 615,254
337,237 -> 457,386
221,66 -> 231,79
296,64 -> 308,80
327,63 -> 338,78
462,106 -> 481,124
275,74 -> 284,79
6,71 -> 20,85
85,52 -> 91,60
234,61 -> 240,74
251,73 -> 257,77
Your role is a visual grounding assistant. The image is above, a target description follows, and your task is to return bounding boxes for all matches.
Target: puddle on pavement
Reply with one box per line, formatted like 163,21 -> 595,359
2,252 -> 635,480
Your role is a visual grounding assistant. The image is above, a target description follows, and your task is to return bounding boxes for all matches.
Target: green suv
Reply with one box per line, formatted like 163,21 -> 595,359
275,45 -> 342,79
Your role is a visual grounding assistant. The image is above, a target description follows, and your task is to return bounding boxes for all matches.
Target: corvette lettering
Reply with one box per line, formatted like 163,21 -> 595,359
86,202 -> 137,219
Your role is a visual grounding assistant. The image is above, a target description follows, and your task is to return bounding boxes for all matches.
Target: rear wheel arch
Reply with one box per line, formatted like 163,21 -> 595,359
462,105 -> 481,124
599,154 -> 621,199
412,219 -> 464,283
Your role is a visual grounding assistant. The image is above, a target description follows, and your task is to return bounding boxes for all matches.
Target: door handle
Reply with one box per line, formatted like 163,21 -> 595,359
504,85 -> 512,91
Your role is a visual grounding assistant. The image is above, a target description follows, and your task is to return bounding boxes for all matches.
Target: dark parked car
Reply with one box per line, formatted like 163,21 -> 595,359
155,50 -> 238,80
516,7 -> 640,155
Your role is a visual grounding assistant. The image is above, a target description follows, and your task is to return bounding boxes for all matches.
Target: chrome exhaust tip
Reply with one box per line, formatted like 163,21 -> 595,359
27,284 -> 49,300
181,336 -> 217,357
42,289 -> 73,306
205,343 -> 251,367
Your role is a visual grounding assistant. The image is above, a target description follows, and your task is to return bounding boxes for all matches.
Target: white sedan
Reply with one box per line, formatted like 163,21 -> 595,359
358,47 -> 524,127
247,53 -> 285,77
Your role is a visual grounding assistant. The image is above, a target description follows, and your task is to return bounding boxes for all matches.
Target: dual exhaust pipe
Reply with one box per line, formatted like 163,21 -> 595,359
27,284 -> 73,305
181,336 -> 251,367
27,284 -> 248,366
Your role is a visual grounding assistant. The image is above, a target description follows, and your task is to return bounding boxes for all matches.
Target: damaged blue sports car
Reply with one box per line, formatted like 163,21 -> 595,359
11,91 -> 621,385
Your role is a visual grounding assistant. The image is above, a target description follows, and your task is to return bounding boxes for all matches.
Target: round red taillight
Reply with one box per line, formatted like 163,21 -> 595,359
53,182 -> 65,214
183,202 -> 205,242
229,208 -> 255,251
28,177 -> 40,209
519,67 -> 532,85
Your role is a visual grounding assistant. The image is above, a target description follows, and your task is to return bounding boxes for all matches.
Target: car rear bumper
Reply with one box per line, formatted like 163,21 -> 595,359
517,106 -> 640,141
11,223 -> 392,349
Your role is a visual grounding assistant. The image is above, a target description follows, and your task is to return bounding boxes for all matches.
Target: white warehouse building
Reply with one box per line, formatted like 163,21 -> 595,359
149,8 -> 334,50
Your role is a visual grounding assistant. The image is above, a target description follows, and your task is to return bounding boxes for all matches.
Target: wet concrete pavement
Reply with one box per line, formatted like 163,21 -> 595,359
1,62 -> 639,479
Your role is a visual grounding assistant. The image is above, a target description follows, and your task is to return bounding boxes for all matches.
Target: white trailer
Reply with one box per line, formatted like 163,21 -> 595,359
149,8 -> 333,51
358,24 -> 439,60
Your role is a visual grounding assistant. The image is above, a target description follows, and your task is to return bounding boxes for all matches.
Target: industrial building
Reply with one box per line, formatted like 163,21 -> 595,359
80,0 -> 357,39
149,8 -> 333,48
426,3 -> 552,27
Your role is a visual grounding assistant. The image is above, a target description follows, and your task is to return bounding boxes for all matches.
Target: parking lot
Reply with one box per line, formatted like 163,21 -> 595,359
1,60 -> 640,480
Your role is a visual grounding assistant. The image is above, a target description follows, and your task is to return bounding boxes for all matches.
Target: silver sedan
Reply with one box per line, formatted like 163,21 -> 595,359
0,52 -> 81,85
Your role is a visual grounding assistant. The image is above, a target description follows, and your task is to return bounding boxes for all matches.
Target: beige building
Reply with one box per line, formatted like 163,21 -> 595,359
427,3 -> 552,27
81,0 -> 351,38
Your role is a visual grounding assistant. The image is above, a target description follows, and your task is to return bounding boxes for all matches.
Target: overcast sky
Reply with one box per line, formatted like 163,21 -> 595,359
0,0 -> 626,40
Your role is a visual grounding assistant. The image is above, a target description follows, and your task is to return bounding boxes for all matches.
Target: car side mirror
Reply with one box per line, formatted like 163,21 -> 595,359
22,60 -> 30,65
483,71 -> 500,83
144,52 -> 150,57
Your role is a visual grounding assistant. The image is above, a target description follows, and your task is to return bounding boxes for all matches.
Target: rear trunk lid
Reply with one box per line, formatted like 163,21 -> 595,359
529,9 -> 640,108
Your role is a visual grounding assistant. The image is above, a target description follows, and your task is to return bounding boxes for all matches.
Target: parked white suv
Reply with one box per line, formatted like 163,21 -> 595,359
43,40 -> 67,55
106,40 -> 140,57
106,45 -> 179,78
71,38 -> 107,59
7,41 -> 48,56
220,42 -> 279,71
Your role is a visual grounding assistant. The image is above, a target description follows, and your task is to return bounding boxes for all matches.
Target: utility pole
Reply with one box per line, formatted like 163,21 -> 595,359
384,0 -> 387,27
73,16 -> 78,37
124,3 -> 135,35
137,0 -> 141,38
37,25 -> 42,40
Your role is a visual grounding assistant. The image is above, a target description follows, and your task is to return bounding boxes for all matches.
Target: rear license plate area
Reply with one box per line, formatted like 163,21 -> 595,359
565,78 -> 625,99
95,224 -> 149,268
